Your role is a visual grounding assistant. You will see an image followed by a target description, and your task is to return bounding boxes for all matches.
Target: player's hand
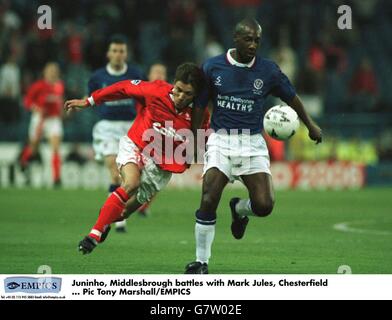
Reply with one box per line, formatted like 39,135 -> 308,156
308,123 -> 322,144
64,99 -> 89,112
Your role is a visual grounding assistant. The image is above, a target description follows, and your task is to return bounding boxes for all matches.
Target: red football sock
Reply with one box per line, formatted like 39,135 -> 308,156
52,152 -> 61,182
20,146 -> 33,166
89,187 -> 130,242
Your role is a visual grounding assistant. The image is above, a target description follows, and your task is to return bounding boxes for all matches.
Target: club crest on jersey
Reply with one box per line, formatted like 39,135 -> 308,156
254,79 -> 263,90
214,76 -> 222,86
253,78 -> 263,95
131,80 -> 141,85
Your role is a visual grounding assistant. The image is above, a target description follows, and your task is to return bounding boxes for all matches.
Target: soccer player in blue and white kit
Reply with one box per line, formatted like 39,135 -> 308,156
185,19 -> 322,274
88,35 -> 144,232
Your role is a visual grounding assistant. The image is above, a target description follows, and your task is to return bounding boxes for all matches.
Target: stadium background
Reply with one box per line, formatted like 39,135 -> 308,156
0,0 -> 391,274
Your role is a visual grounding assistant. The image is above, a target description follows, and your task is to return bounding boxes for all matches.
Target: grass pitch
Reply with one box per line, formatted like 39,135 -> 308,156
0,187 -> 391,274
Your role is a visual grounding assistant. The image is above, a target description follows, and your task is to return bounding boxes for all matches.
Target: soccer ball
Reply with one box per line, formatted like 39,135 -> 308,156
263,105 -> 300,141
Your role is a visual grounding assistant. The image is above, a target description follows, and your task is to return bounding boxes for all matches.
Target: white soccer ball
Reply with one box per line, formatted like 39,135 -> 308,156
263,105 -> 300,141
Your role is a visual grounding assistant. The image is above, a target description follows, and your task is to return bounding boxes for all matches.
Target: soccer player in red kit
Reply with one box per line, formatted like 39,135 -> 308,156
134,62 -> 168,217
20,62 -> 64,186
64,62 -> 208,254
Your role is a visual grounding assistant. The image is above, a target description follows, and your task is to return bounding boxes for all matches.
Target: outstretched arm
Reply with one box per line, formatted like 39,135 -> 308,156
272,62 -> 322,144
288,95 -> 322,144
64,80 -> 146,112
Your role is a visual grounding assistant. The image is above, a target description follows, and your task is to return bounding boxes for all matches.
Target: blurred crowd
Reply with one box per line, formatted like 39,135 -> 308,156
0,0 -> 391,163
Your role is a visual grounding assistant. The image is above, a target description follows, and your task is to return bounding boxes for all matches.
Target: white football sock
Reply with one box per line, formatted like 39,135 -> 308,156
235,199 -> 256,217
195,223 -> 215,264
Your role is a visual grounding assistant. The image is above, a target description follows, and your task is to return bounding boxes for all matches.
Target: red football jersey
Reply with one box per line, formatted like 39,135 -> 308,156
24,79 -> 64,117
90,80 -> 209,173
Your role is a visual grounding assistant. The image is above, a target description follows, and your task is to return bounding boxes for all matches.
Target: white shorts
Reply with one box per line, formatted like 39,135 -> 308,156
29,113 -> 63,140
203,132 -> 271,182
92,120 -> 131,161
116,135 -> 172,204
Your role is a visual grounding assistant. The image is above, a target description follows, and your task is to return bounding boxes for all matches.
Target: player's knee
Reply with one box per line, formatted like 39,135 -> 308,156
251,198 -> 274,217
52,146 -> 60,153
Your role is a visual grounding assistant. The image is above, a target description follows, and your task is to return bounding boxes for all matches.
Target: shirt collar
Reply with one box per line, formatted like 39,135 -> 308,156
106,63 -> 128,76
226,48 -> 256,68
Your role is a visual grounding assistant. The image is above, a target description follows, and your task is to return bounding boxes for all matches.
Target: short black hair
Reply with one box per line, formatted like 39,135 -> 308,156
234,18 -> 262,36
174,62 -> 205,95
108,34 -> 128,47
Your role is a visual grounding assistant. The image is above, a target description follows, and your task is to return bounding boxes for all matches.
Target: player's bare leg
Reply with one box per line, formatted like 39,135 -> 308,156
122,196 -> 143,219
104,155 -> 127,231
230,172 -> 275,239
78,163 -> 140,254
48,135 -> 62,187
105,155 -> 121,186
185,168 -> 228,274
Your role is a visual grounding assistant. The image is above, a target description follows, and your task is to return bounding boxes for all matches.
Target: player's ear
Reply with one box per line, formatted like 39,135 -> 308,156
233,32 -> 241,47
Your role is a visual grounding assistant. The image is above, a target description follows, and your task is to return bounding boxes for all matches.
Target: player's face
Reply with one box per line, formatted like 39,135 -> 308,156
172,81 -> 195,110
43,63 -> 60,83
148,64 -> 167,81
107,43 -> 128,68
234,27 -> 261,62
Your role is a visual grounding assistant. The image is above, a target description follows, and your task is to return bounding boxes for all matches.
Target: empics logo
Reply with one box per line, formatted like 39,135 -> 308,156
4,277 -> 62,294
6,282 -> 20,290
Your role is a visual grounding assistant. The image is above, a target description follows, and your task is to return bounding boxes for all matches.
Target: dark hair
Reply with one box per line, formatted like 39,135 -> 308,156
233,18 -> 262,37
108,34 -> 128,47
174,62 -> 205,95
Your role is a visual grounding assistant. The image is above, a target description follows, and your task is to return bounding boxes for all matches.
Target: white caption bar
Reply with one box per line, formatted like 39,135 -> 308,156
0,275 -> 391,300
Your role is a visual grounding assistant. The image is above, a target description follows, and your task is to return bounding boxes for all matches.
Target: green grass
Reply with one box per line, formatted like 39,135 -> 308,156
0,187 -> 391,274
